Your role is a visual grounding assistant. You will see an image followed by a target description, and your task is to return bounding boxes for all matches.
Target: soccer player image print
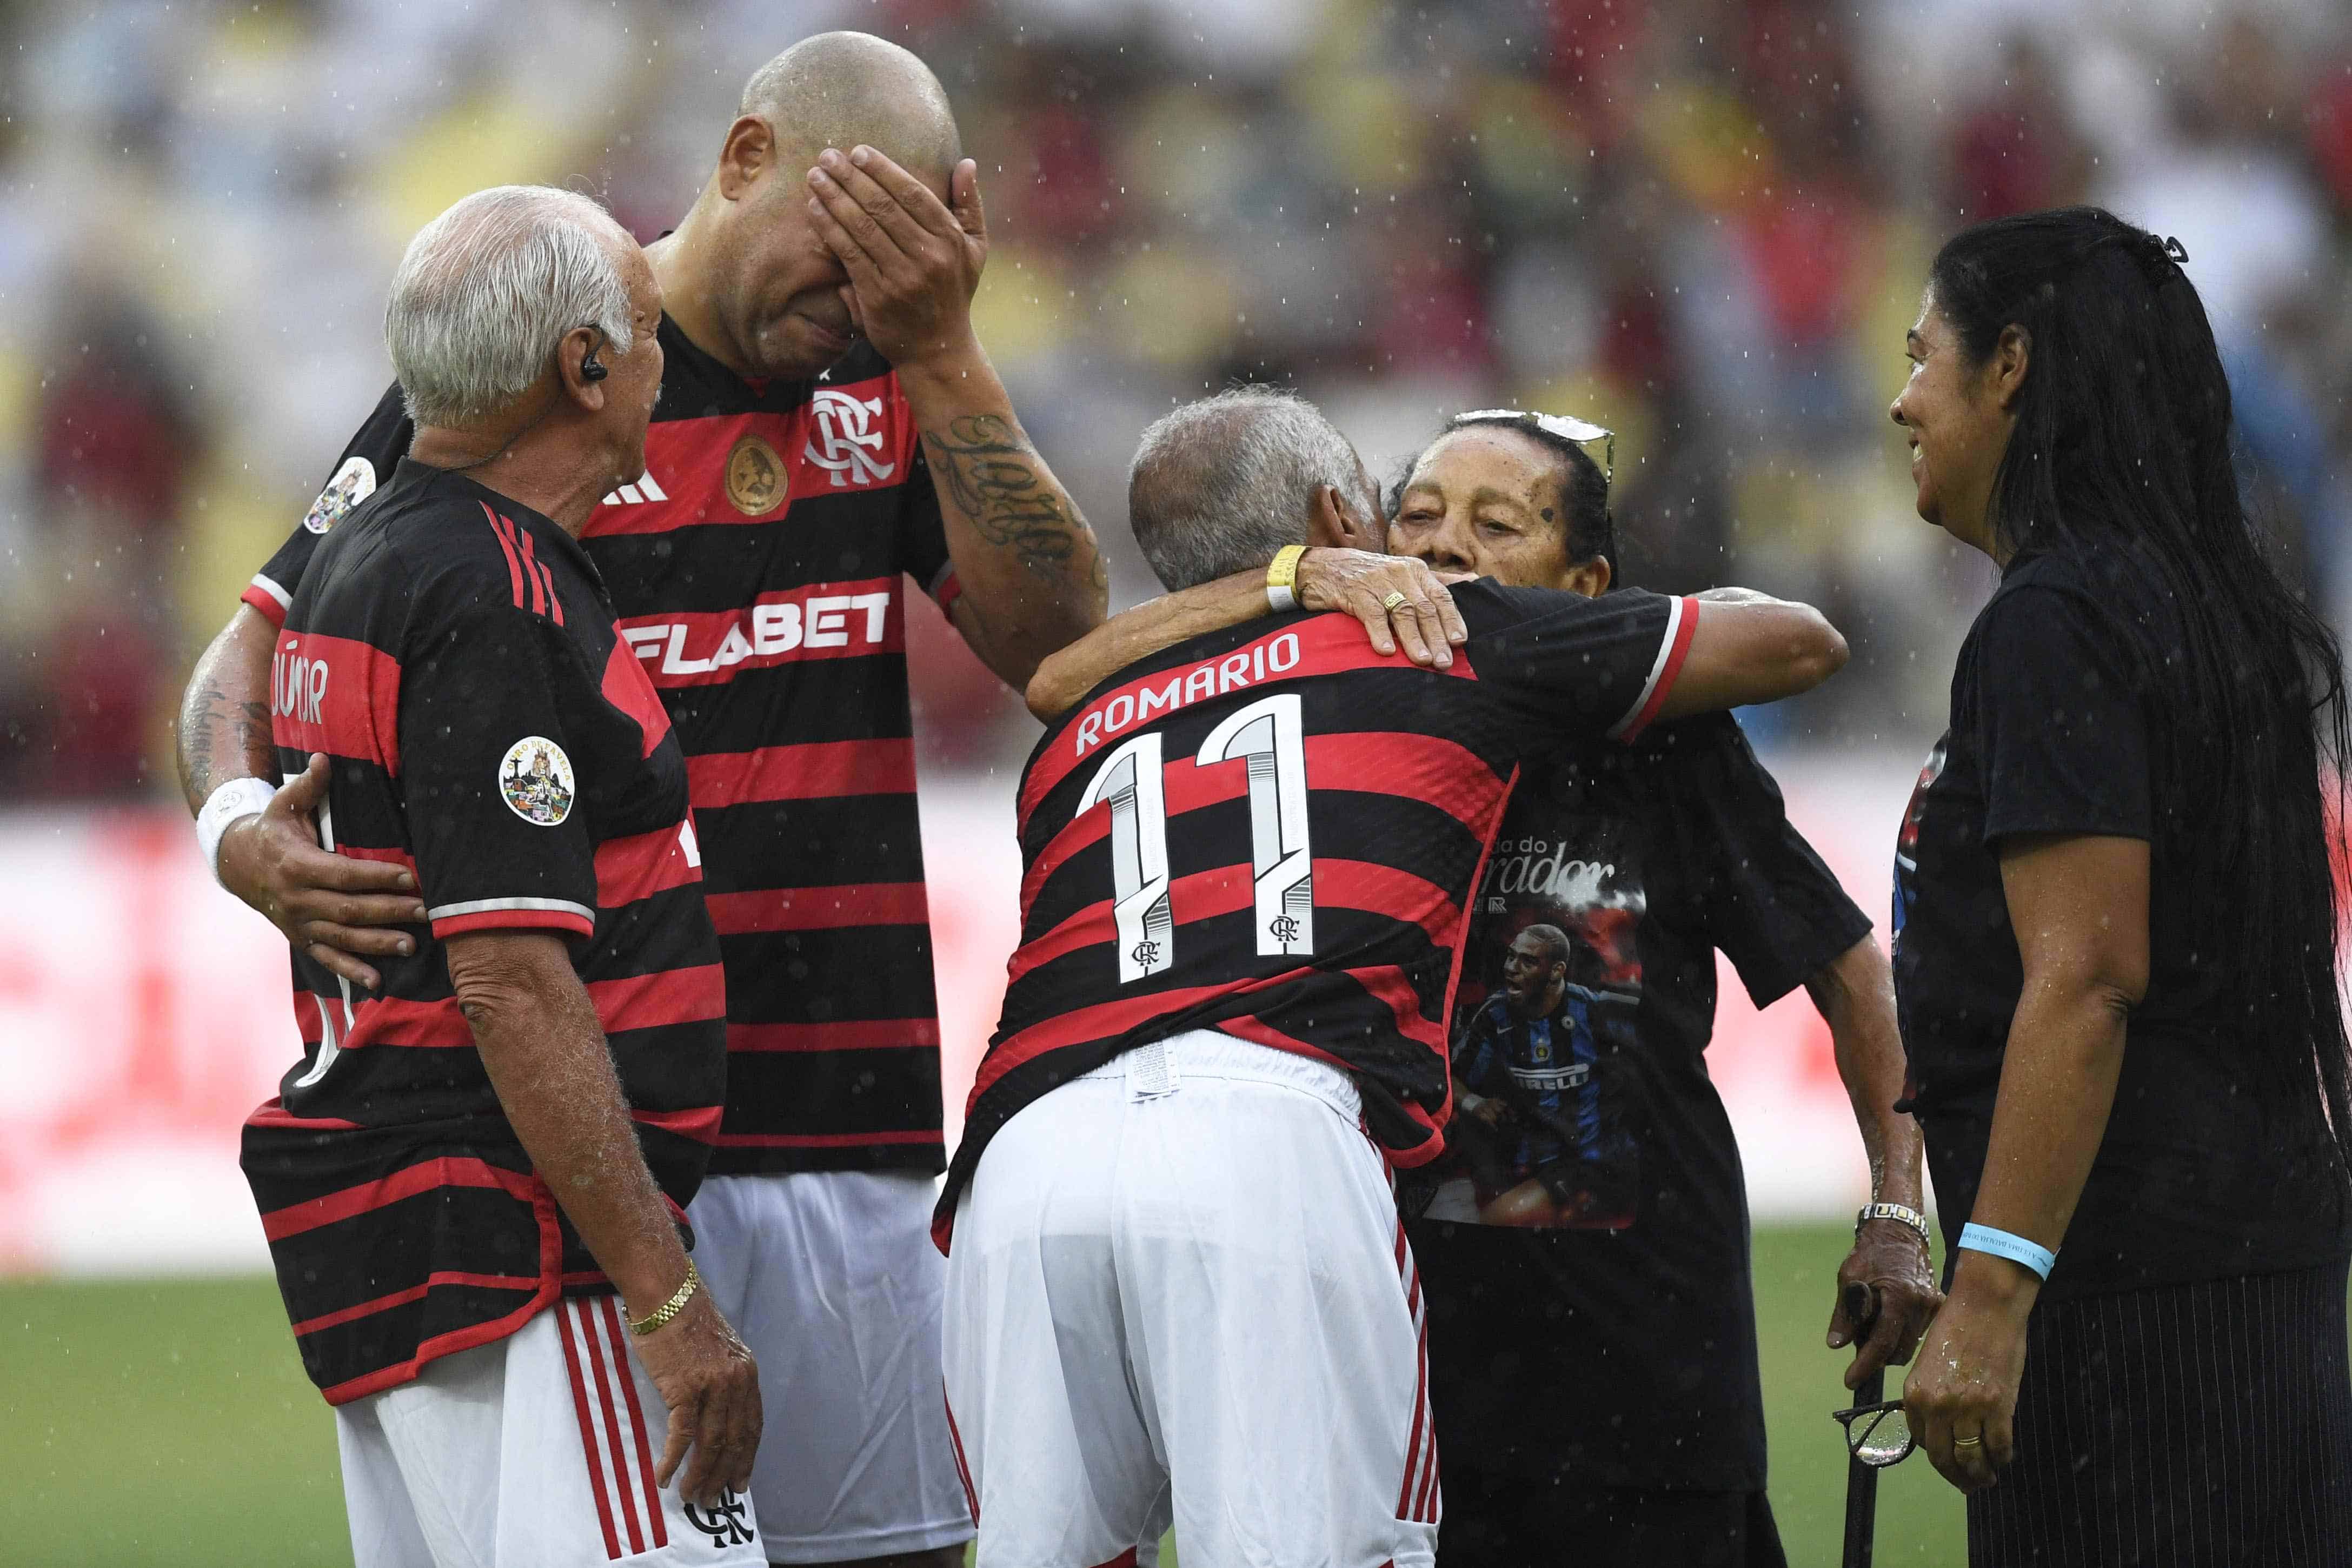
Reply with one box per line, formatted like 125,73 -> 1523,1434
1437,830 -> 1643,1230
1889,735 -> 1946,952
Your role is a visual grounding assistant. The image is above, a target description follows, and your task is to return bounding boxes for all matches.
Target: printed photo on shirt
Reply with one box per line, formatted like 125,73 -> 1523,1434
1426,822 -> 1645,1229
1890,734 -> 1948,955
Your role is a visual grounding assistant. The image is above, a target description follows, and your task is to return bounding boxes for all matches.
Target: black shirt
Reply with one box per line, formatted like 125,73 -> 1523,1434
940,585 -> 1702,1248
1405,712 -> 1870,1492
1893,549 -> 2352,1300
240,460 -> 726,1404
242,320 -> 960,1177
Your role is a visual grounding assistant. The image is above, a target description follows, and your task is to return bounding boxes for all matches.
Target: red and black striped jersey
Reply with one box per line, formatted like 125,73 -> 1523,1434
935,582 -> 1699,1247
241,459 -> 727,1406
243,318 -> 958,1175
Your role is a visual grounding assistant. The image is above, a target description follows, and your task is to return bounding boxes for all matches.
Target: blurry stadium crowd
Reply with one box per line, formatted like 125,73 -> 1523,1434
2,0 -> 2348,798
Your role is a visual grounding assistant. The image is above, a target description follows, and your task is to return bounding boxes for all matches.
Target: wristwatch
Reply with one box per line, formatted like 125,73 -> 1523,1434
1855,1201 -> 1931,1248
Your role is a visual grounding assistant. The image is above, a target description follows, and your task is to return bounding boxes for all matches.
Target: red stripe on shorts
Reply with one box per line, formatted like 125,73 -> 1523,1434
579,1299 -> 649,1555
1413,1303 -> 1441,1523
943,1391 -> 980,1525
1394,1217 -> 1434,1523
600,1296 -> 669,1549
558,1300 -> 625,1560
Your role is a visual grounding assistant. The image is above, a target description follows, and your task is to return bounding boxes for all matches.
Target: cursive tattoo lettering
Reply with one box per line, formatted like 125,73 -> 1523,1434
922,415 -> 1086,582
179,680 -> 272,805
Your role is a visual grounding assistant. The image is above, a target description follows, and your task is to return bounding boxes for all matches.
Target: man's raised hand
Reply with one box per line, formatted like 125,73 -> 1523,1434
805,145 -> 986,369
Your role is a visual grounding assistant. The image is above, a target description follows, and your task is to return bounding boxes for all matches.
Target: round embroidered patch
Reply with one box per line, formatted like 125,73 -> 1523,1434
499,737 -> 575,826
725,433 -> 787,517
304,455 -> 377,534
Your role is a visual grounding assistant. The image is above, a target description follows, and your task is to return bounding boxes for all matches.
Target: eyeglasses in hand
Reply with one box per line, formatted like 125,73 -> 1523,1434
1832,1399 -> 1917,1468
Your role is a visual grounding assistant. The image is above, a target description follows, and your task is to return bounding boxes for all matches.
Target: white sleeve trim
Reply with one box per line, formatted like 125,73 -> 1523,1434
249,573 -> 293,612
1606,593 -> 1685,741
428,895 -> 596,925
925,559 -> 958,603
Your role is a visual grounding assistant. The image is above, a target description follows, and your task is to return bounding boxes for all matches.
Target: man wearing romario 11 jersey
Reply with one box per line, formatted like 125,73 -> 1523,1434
244,186 -> 762,1568
936,389 -> 1848,1568
178,34 -> 1105,1568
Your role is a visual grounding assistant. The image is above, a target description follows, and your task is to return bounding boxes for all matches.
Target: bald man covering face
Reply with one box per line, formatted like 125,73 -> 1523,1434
179,32 -> 1107,1568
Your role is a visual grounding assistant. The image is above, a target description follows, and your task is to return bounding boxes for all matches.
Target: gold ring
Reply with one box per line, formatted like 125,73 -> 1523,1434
1381,590 -> 1410,612
1952,1434 -> 1983,1449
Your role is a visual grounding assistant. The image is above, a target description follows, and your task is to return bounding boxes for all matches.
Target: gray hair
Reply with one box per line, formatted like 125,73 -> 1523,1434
1127,388 -> 1367,591
383,185 -> 635,429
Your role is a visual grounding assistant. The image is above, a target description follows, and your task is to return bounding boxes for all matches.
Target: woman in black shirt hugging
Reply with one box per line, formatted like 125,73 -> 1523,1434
1890,206 -> 2352,1561
1026,411 -> 1943,1566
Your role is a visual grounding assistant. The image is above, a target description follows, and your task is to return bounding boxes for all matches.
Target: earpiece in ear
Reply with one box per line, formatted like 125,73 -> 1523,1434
581,346 -> 608,383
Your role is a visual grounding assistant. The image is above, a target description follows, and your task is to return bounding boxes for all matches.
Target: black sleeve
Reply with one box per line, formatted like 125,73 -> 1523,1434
241,383 -> 414,627
1459,582 -> 1697,744
1663,714 -> 1876,1008
1972,585 -> 2151,846
399,580 -> 600,945
899,442 -> 959,614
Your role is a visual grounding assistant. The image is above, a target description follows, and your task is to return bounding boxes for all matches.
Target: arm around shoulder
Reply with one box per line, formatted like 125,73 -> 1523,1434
1657,593 -> 1847,720
1025,549 -> 1470,721
177,603 -> 280,814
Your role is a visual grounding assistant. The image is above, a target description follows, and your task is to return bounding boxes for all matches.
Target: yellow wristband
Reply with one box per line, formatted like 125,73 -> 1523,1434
1266,544 -> 1307,612
627,1259 -> 700,1336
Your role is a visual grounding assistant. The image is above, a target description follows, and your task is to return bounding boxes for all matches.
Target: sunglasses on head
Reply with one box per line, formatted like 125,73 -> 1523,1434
1450,409 -> 1615,484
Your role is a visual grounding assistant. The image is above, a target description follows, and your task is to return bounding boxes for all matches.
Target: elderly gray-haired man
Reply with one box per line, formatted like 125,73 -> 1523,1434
937,387 -> 1849,1568
232,184 -> 767,1568
183,38 -> 1112,1561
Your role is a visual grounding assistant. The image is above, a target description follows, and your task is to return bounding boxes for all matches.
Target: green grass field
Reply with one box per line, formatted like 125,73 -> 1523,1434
0,1224 -> 1964,1566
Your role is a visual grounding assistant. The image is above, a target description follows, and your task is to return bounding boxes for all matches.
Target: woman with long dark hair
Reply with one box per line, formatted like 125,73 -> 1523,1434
1891,205 -> 2352,1561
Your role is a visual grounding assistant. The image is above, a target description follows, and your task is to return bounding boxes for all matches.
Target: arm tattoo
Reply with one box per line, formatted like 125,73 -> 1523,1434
234,698 -> 274,775
180,685 -> 222,802
179,682 -> 272,804
922,415 -> 1088,582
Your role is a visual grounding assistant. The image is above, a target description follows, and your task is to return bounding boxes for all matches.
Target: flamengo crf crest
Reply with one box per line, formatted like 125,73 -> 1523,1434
805,390 -> 896,487
682,1487 -> 754,1548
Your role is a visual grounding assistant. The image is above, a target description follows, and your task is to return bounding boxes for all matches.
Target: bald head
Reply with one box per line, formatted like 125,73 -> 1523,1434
667,34 -> 965,381
739,31 -> 961,180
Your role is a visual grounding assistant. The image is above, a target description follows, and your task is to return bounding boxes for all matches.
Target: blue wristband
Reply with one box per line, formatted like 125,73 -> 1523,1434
1958,1223 -> 2056,1281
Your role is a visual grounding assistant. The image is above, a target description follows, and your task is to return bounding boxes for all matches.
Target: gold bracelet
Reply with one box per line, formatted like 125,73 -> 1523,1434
628,1259 -> 700,1337
1266,544 -> 1308,612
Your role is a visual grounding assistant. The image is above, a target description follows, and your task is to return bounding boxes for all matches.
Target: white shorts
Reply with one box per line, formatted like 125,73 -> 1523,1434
942,1029 -> 1441,1568
336,1296 -> 766,1568
689,1170 -> 976,1564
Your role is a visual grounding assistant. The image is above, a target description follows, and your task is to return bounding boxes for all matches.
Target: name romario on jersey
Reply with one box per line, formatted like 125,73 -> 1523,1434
242,320 -> 959,1175
241,460 -> 727,1406
935,583 -> 1699,1247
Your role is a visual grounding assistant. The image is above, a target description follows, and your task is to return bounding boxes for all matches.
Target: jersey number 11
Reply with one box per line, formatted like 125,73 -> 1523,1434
1078,691 -> 1315,984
